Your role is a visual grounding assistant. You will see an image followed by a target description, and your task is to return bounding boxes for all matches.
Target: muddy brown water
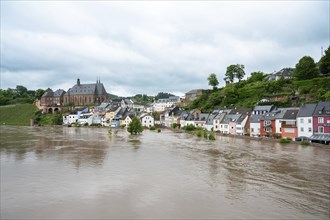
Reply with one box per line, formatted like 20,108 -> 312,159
1,126 -> 329,219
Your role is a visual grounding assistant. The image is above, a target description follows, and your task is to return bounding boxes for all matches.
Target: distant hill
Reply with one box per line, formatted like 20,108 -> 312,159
107,93 -> 121,101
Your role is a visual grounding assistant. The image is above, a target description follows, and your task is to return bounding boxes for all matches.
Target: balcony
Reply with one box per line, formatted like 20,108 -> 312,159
281,122 -> 296,128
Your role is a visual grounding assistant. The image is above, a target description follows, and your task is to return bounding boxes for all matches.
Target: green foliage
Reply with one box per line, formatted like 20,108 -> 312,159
52,113 -> 63,125
293,56 -> 319,80
300,140 -> 310,146
208,73 -> 219,90
172,123 -> 179,129
0,104 -> 38,125
203,130 -> 208,139
247,71 -> 267,83
196,130 -> 202,137
149,126 -> 156,130
182,124 -> 196,131
208,133 -> 216,140
319,46 -> 330,75
127,116 -> 143,134
155,92 -> 175,100
157,128 -> 161,133
225,64 -> 245,83
0,86 -> 45,106
279,138 -> 291,144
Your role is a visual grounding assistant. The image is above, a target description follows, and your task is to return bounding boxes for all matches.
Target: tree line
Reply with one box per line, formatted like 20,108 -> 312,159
0,86 -> 45,106
207,46 -> 330,89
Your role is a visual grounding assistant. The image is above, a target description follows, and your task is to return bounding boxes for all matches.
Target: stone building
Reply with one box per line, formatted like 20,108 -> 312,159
40,88 -> 66,107
63,79 -> 107,107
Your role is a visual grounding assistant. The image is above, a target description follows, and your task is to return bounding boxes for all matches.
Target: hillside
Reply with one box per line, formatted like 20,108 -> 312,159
0,104 -> 38,126
188,76 -> 330,111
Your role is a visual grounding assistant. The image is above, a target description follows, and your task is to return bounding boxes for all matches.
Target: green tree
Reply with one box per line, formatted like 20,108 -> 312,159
293,56 -> 319,80
52,113 -> 63,125
35,89 -> 45,100
16,85 -> 28,97
225,64 -> 245,83
319,46 -> 330,75
127,116 -> 143,134
207,73 -> 219,90
247,71 -> 266,83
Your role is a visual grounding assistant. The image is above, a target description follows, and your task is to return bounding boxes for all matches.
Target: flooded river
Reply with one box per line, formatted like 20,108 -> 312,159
1,126 -> 329,219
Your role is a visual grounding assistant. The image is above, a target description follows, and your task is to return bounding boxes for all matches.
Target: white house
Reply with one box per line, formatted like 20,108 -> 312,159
124,115 -> 133,127
140,114 -> 155,128
63,114 -> 79,125
77,113 -> 93,125
250,115 -> 263,137
296,103 -> 317,138
153,96 -> 180,112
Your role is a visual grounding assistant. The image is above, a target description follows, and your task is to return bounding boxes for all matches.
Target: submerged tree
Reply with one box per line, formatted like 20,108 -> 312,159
127,116 -> 143,134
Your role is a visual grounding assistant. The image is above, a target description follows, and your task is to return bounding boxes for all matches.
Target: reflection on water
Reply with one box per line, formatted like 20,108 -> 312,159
1,126 -> 329,219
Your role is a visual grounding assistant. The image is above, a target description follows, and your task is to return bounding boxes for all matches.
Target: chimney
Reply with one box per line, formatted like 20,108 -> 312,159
77,78 -> 80,86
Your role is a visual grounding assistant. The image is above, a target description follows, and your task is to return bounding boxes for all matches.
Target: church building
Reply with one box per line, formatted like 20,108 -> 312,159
63,78 -> 108,106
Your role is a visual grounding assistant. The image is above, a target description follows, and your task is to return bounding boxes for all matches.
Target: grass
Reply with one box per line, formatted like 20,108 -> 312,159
0,104 -> 38,126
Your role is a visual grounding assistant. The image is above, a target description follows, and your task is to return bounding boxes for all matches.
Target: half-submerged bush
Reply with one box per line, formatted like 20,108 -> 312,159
157,128 -> 161,133
183,124 -> 196,131
149,126 -> 156,131
208,134 -> 216,140
279,138 -> 291,144
300,140 -> 310,146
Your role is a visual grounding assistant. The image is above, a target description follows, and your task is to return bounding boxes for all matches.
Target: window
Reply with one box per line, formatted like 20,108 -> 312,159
300,118 -> 304,123
251,128 -> 254,132
308,127 -> 312,132
318,126 -> 324,133
300,127 -> 304,132
318,117 -> 324,123
308,118 -> 312,123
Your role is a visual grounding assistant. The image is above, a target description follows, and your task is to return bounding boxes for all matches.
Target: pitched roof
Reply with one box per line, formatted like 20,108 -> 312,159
313,101 -> 330,116
297,103 -> 317,117
42,88 -> 53,97
65,79 -> 107,96
253,105 -> 273,112
282,109 -> 299,120
221,114 -> 240,124
53,89 -> 65,97
250,114 -> 263,123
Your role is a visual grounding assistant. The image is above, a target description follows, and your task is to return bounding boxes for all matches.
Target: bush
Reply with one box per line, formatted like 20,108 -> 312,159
149,126 -> 156,131
208,134 -> 216,140
172,123 -> 179,129
196,130 -> 202,137
203,130 -> 208,139
157,128 -> 161,133
183,124 -> 196,131
300,140 -> 310,146
279,138 -> 291,144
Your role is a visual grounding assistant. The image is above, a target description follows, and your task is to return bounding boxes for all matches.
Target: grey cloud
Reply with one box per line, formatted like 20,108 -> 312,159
1,1 -> 328,96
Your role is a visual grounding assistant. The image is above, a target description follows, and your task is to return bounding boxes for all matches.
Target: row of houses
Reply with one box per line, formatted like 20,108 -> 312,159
160,101 -> 330,144
63,100 -> 155,128
62,100 -> 329,144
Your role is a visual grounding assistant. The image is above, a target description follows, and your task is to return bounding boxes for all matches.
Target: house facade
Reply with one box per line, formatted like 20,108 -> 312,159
296,104 -> 317,138
281,109 -> 299,139
140,114 -> 155,128
312,102 -> 330,134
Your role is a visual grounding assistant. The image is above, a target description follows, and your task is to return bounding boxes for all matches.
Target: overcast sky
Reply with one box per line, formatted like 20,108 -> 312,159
1,1 -> 329,97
